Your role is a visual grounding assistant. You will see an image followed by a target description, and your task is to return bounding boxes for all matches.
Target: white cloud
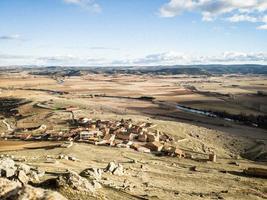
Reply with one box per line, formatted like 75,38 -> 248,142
257,15 -> 267,28
227,14 -> 259,22
0,34 -> 21,40
1,51 -> 267,66
132,52 -> 190,65
0,53 -> 106,66
37,55 -> 106,65
113,51 -> 267,66
210,51 -> 267,62
257,1 -> 267,11
257,23 -> 267,29
159,0 -> 267,29
63,0 -> 101,13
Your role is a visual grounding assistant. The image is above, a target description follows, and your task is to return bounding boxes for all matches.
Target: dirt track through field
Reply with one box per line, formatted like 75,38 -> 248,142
0,141 -> 62,152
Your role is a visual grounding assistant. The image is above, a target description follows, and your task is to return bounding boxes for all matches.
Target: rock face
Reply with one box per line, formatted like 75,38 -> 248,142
105,162 -> 124,176
0,157 -> 44,185
17,170 -> 29,185
105,162 -> 117,173
57,170 -> 100,193
0,178 -> 67,200
80,168 -> 102,181
0,158 -> 16,178
17,163 -> 31,174
0,178 -> 20,199
113,164 -> 124,176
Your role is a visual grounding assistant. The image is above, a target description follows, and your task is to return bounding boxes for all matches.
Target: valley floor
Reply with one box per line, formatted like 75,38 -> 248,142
0,72 -> 267,199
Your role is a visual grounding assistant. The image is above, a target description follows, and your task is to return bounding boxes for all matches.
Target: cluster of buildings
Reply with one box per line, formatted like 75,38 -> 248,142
1,117 -> 185,158
70,118 -> 185,157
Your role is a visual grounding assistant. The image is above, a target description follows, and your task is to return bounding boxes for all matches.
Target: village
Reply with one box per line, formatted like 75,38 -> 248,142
1,116 -> 188,159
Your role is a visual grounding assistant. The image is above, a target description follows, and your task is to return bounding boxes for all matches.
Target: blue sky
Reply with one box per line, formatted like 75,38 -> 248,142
0,0 -> 267,66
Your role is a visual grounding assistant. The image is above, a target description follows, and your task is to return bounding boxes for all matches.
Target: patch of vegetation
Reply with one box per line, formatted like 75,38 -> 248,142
0,97 -> 30,117
138,96 -> 155,101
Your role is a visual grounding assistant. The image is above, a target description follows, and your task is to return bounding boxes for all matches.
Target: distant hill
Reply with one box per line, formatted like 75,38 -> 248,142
2,64 -> 267,76
84,64 -> 267,75
133,64 -> 267,75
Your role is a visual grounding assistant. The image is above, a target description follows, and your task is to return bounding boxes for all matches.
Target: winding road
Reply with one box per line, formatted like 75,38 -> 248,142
2,119 -> 14,132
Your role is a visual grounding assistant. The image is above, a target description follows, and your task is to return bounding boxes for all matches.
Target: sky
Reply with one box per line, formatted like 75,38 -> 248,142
0,0 -> 267,66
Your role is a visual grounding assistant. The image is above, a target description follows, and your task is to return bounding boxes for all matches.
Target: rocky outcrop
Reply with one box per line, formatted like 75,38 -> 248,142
57,170 -> 101,193
57,162 -> 126,194
80,168 -> 102,181
0,157 -> 43,185
0,156 -> 128,198
105,162 -> 124,176
0,158 -> 16,178
0,178 -> 67,200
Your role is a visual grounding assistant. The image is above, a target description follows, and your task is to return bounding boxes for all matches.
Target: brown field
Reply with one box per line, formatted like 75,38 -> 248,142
0,72 -> 267,200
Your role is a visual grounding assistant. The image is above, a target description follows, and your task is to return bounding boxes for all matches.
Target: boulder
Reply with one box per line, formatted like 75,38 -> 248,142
0,158 -> 16,178
105,162 -> 124,176
105,162 -> 117,173
113,164 -> 124,176
57,170 -> 98,193
28,171 -> 40,182
0,178 -> 21,199
36,168 -> 45,178
92,180 -> 102,189
17,170 -> 29,185
80,168 -> 102,181
1,168 -> 16,178
16,163 -> 31,174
